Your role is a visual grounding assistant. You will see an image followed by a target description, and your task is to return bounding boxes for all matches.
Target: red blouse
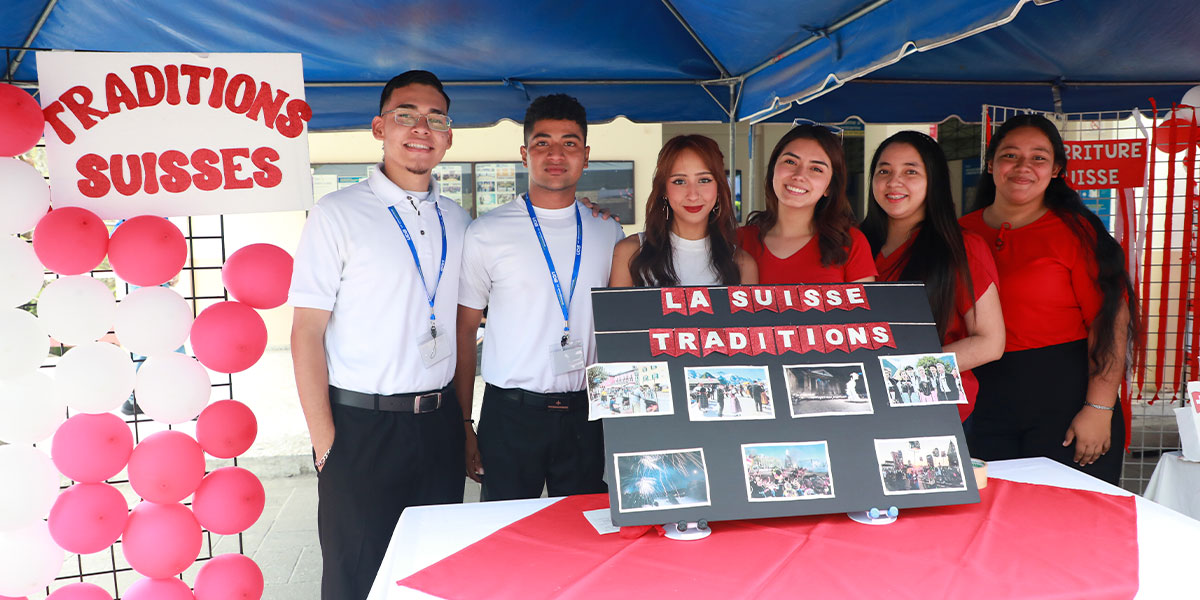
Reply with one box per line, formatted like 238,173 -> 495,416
876,229 -> 999,420
959,209 -> 1102,353
738,225 -> 877,284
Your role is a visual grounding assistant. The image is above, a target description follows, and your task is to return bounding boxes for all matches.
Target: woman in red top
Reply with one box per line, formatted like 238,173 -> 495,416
738,124 -> 876,283
861,131 -> 1005,422
960,114 -> 1138,485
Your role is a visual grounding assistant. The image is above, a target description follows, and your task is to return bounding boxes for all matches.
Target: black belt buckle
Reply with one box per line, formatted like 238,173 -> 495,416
546,396 -> 572,411
415,392 -> 442,414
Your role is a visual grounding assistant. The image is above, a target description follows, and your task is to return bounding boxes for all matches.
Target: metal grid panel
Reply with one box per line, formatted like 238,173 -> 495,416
20,213 -> 242,598
983,104 -> 1195,494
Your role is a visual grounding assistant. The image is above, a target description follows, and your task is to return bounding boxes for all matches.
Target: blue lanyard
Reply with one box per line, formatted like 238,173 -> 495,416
387,201 -> 447,338
523,194 -> 582,346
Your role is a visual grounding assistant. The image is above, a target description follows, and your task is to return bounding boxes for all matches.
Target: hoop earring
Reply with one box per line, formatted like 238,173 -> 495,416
662,197 -> 670,218
713,204 -> 721,217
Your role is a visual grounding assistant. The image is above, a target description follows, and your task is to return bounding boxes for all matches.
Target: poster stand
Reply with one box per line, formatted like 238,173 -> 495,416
663,520 -> 711,541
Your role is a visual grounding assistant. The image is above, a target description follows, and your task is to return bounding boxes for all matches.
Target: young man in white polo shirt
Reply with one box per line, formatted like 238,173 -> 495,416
455,94 -> 626,501
289,70 -> 469,600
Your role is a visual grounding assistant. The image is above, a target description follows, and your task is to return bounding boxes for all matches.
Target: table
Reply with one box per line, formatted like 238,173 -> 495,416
1144,450 -> 1200,521
368,458 -> 1200,600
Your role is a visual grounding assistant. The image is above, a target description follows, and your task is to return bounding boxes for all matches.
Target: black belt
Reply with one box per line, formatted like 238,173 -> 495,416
329,385 -> 450,413
487,384 -> 586,412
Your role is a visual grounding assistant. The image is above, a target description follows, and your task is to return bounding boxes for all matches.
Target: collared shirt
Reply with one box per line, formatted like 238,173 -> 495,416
289,163 -> 471,394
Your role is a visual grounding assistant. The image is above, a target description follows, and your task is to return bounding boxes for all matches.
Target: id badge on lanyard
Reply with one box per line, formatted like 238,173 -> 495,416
525,194 -> 585,375
388,203 -> 450,366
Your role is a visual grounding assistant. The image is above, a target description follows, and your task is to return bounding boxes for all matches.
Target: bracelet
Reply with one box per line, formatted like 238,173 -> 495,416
464,418 -> 475,424
1083,401 -> 1115,411
314,446 -> 331,470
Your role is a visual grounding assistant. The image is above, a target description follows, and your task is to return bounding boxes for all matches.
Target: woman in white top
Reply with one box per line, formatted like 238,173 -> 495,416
610,134 -> 757,286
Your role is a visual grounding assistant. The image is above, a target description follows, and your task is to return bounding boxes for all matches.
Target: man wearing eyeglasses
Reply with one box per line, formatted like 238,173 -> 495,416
289,70 -> 469,600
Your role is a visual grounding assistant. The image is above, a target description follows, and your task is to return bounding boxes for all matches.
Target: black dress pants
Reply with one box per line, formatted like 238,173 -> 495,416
477,384 -> 607,501
968,340 -> 1125,485
316,386 -> 465,600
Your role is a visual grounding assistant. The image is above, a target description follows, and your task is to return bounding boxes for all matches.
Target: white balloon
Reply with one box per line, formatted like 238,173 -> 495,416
0,520 -> 65,597
0,445 -> 59,532
0,308 -> 48,379
37,275 -> 116,346
1181,85 -> 1200,109
0,157 -> 51,236
136,353 -> 212,424
56,341 -> 136,414
0,370 -> 64,444
0,236 -> 43,308
115,286 -> 193,356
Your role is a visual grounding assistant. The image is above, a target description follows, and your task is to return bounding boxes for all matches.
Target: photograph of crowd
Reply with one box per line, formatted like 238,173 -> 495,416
586,361 -> 674,420
741,442 -> 835,501
874,436 -> 968,495
877,353 -> 967,407
683,366 -> 775,421
782,363 -> 874,418
614,448 -> 711,513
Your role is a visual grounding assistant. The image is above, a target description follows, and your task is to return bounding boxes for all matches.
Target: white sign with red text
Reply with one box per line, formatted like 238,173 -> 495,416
37,52 -> 314,219
1063,139 -> 1147,191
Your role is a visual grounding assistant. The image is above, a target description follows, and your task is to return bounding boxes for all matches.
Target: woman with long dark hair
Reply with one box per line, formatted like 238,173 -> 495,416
861,131 -> 1005,420
610,134 -> 756,286
738,124 -> 875,283
960,114 -> 1139,485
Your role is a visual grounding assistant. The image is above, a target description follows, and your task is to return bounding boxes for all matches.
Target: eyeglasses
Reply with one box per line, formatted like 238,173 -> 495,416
381,108 -> 452,132
791,118 -> 844,141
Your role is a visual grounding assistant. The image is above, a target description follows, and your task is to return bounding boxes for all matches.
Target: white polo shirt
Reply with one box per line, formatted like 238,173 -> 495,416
289,164 -> 471,395
459,197 -> 625,393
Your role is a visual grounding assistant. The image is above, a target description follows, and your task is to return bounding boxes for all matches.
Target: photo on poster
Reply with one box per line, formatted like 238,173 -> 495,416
683,366 -> 775,421
614,448 -> 711,513
877,353 -> 967,407
782,363 -> 873,418
874,436 -> 968,495
585,362 -> 674,420
741,442 -> 835,501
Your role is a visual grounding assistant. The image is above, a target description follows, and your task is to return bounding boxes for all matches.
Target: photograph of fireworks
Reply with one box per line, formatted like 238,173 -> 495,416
741,442 -> 835,501
874,436 -> 968,495
782,363 -> 873,418
585,361 -> 674,420
877,353 -> 967,407
614,448 -> 711,513
683,366 -> 775,421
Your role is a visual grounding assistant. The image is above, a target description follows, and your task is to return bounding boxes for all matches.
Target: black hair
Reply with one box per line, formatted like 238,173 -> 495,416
861,131 -> 972,340
523,94 -> 587,143
974,114 -> 1139,376
378,70 -> 450,114
746,124 -> 854,267
631,135 -> 740,286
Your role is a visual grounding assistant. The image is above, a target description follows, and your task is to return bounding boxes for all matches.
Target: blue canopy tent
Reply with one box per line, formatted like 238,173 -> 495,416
7,0 -> 1195,131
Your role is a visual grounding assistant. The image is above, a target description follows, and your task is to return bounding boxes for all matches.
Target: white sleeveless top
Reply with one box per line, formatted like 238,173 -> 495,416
638,232 -> 722,286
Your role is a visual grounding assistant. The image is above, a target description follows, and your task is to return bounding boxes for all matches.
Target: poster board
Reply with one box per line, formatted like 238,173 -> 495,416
592,283 -> 979,527
36,52 -> 314,219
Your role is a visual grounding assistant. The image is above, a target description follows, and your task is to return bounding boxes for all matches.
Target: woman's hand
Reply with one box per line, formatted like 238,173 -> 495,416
1063,406 -> 1112,466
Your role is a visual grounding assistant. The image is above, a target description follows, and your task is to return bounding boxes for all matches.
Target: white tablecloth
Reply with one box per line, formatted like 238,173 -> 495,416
1144,450 -> 1200,521
368,457 -> 1199,600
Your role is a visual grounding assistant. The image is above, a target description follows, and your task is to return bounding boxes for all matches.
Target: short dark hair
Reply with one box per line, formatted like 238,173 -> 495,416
523,94 -> 587,143
378,70 -> 450,114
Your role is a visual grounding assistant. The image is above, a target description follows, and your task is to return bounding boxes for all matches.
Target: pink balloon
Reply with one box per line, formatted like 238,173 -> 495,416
192,467 -> 265,535
46,583 -> 110,600
121,502 -> 201,578
51,413 -> 134,483
0,83 -> 44,157
190,302 -> 266,373
221,244 -> 293,309
48,482 -> 129,554
123,577 -> 194,600
193,554 -> 263,600
127,431 -> 205,504
196,400 -> 257,459
32,207 -> 109,276
108,217 -> 186,286
0,594 -> 27,599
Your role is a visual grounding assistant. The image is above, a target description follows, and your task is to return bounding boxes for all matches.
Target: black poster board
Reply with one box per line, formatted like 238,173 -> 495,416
591,283 -> 980,527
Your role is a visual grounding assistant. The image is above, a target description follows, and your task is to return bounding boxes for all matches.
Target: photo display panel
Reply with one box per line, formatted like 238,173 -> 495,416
591,283 -> 980,527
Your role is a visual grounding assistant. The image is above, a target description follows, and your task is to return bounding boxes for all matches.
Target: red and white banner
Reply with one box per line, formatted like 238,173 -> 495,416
36,52 -> 314,219
1064,139 -> 1147,190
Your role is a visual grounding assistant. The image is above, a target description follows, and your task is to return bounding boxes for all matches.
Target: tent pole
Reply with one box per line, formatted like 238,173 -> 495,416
5,0 -> 59,81
747,123 -> 756,223
728,83 -> 736,216
660,0 -> 730,78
